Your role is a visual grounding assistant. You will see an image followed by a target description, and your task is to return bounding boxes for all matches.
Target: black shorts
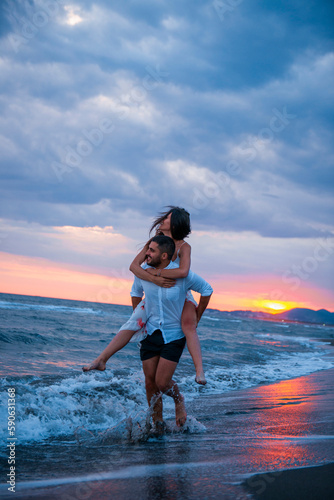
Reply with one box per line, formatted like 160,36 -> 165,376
140,330 -> 186,363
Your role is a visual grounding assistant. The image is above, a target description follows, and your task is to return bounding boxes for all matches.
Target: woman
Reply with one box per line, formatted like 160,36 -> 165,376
83,206 -> 206,385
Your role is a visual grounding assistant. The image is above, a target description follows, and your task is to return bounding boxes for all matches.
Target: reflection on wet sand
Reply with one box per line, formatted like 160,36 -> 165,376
190,367 -> 334,482
221,370 -> 334,471
3,369 -> 333,500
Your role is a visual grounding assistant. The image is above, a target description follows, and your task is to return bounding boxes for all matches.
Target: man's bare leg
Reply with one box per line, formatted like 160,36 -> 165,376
142,356 -> 163,426
155,358 -> 187,427
164,379 -> 187,427
83,329 -> 136,372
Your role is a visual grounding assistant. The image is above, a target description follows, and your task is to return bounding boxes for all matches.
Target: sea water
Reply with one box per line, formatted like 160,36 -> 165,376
0,292 -> 333,485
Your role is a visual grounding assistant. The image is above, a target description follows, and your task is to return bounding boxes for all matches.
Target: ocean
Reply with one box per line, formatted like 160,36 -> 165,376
0,292 -> 333,498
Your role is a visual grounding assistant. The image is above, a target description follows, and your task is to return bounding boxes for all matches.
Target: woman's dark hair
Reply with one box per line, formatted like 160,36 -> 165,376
150,206 -> 191,240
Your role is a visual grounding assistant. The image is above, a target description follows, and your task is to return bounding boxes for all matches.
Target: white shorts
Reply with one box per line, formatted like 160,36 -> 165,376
119,299 -> 147,342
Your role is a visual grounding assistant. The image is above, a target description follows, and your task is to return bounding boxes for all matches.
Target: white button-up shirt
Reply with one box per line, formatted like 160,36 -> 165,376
130,261 -> 213,344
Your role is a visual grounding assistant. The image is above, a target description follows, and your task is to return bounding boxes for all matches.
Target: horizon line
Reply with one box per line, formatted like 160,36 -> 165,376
1,291 -> 333,315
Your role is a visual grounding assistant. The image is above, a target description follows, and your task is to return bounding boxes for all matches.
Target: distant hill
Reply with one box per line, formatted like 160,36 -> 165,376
272,308 -> 334,325
206,307 -> 334,325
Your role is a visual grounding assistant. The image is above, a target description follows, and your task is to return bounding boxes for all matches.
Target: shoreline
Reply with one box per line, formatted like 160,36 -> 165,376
2,462 -> 334,500
1,367 -> 333,499
243,462 -> 334,500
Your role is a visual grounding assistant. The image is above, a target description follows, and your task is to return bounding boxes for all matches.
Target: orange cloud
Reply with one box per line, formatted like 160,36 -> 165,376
51,225 -> 132,256
0,252 -> 133,306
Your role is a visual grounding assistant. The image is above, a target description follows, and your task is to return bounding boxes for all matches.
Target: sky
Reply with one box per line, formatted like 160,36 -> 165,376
0,0 -> 333,312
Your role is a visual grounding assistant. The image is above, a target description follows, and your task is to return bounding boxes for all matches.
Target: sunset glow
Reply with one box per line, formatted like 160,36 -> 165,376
1,251 -> 333,313
0,252 -> 133,307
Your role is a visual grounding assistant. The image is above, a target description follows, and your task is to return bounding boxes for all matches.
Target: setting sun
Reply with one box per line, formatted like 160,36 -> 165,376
253,300 -> 300,313
263,301 -> 288,311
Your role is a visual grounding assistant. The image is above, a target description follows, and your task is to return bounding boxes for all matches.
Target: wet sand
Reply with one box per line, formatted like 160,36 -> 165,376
1,368 -> 333,500
243,462 -> 334,499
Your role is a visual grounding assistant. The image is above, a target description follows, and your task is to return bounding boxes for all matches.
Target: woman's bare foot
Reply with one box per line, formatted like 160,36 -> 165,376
175,394 -> 187,427
82,358 -> 106,372
195,370 -> 207,385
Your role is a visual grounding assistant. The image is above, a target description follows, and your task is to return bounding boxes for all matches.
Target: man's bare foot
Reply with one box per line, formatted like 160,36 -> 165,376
195,370 -> 207,385
175,394 -> 187,427
152,420 -> 167,436
82,358 -> 106,372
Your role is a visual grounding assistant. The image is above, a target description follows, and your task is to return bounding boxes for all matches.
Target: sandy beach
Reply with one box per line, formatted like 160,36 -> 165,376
1,366 -> 333,500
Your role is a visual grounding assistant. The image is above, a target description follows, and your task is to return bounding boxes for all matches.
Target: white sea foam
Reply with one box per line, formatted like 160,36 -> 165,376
1,295 -> 333,448
179,352 -> 334,399
0,299 -> 99,315
1,352 -> 332,447
254,333 -> 325,347
0,371 -> 146,446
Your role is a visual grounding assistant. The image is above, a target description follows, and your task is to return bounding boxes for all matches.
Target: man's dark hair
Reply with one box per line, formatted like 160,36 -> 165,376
151,235 -> 175,261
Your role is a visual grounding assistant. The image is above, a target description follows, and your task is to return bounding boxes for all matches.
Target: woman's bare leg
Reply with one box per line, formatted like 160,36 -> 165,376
181,301 -> 206,385
82,329 -> 136,372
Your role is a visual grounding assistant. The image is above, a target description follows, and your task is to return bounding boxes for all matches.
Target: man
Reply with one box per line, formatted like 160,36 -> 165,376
131,235 -> 213,429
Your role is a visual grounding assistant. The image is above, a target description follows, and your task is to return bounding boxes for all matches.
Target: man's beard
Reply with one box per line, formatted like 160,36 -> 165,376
146,255 -> 162,267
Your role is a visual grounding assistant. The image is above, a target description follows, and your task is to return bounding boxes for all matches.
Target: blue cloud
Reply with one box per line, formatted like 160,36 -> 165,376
0,0 -> 333,245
